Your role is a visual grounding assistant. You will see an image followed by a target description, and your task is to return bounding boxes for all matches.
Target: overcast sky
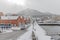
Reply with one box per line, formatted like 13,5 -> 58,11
0,0 -> 60,15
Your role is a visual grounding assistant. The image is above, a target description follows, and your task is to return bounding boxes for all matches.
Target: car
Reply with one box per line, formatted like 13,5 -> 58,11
20,27 -> 26,30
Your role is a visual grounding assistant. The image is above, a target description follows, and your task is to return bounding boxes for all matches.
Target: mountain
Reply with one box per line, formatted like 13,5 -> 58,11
6,8 -> 56,18
18,8 -> 42,16
18,8 -> 55,18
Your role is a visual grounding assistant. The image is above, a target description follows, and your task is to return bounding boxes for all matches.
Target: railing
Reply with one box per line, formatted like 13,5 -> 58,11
38,23 -> 60,24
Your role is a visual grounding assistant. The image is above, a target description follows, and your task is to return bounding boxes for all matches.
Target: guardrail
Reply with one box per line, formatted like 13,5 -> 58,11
38,23 -> 60,26
38,23 -> 60,24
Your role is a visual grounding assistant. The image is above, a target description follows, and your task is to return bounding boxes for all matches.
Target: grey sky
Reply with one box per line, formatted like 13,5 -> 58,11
0,0 -> 60,14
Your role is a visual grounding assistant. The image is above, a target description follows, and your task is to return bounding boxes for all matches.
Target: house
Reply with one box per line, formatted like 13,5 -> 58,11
0,16 -> 30,29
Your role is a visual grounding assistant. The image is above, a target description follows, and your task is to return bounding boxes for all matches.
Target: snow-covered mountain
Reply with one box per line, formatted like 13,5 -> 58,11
6,8 -> 56,18
18,8 -> 55,18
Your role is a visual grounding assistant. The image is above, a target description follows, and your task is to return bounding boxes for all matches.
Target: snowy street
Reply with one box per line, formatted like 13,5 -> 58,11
0,30 -> 27,40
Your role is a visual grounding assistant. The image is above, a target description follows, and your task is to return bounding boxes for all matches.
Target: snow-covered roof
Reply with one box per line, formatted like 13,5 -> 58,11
1,16 -> 18,20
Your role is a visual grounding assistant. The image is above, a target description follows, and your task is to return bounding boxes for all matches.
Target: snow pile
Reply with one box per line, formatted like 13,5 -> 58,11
27,24 -> 33,31
33,21 -> 51,40
11,27 -> 21,30
17,31 -> 32,40
17,25 -> 33,40
2,29 -> 13,33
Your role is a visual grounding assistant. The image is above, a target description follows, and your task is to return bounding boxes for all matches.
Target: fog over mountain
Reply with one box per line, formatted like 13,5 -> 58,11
6,8 -> 56,18
7,8 -> 55,17
17,8 -> 56,17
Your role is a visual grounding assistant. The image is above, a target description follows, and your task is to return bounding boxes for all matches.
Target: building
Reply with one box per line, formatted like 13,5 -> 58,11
52,16 -> 60,21
0,16 -> 30,29
0,12 -> 4,16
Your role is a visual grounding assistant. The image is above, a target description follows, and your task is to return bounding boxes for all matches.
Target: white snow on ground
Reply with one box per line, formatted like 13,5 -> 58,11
17,25 -> 33,40
11,27 -> 21,30
27,24 -> 33,31
2,29 -> 13,34
17,31 -> 32,40
33,21 -> 51,40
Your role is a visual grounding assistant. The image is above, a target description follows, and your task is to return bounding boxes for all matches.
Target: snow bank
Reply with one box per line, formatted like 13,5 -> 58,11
33,21 -> 51,40
17,25 -> 33,40
2,29 -> 13,34
27,24 -> 33,31
17,30 -> 32,40
11,27 -> 21,30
